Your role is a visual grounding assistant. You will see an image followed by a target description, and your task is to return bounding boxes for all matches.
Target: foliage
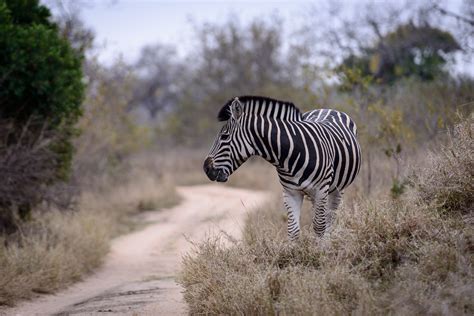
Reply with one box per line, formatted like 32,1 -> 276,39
50,0 -> 95,56
390,179 -> 406,199
73,60 -> 151,187
315,64 -> 473,196
124,8 -> 471,155
0,0 -> 85,230
154,16 -> 308,145
1,0 -> 53,28
339,23 -> 460,84
132,44 -> 185,117
324,67 -> 415,195
0,0 -> 84,125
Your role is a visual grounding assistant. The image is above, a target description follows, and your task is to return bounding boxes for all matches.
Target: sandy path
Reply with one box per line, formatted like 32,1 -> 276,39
5,185 -> 269,316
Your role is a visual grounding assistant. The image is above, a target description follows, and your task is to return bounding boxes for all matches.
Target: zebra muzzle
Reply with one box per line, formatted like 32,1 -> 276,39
203,157 -> 228,182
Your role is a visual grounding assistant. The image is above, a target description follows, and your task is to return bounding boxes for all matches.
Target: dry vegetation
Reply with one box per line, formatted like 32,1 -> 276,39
0,171 -> 180,306
0,120 -> 62,233
180,116 -> 473,315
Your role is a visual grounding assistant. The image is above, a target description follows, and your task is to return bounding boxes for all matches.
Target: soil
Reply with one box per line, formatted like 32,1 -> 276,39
4,185 -> 269,316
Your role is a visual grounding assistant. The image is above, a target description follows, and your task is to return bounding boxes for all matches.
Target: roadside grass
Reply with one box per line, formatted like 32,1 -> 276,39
0,174 -> 180,306
180,116 -> 473,315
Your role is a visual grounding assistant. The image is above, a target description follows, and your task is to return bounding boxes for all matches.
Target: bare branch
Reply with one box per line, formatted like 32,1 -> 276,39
434,4 -> 474,27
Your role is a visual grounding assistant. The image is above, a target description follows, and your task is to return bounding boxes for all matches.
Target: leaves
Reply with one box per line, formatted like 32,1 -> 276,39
339,23 -> 461,84
0,0 -> 84,125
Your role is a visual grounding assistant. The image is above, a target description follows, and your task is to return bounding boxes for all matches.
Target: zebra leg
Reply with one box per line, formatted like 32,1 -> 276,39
283,189 -> 304,241
326,189 -> 343,232
311,185 -> 329,237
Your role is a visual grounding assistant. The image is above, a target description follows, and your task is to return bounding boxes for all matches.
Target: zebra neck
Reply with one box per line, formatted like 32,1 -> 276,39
243,99 -> 302,121
241,98 -> 303,166
245,116 -> 294,167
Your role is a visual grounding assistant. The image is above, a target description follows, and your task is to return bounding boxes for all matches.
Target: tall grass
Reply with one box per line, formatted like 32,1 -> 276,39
180,115 -> 473,315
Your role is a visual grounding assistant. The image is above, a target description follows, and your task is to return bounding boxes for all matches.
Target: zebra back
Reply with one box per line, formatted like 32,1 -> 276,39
302,109 -> 358,137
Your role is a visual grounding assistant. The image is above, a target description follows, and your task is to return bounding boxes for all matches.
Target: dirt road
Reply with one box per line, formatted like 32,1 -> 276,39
6,185 -> 269,316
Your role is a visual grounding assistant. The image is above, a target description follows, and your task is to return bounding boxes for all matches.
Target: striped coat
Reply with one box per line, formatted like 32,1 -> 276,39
204,96 -> 361,239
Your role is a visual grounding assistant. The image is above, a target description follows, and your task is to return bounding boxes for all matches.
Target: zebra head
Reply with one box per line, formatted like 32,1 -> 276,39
204,97 -> 254,182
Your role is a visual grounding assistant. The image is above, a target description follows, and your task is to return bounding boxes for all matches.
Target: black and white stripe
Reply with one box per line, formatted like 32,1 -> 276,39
203,96 -> 361,239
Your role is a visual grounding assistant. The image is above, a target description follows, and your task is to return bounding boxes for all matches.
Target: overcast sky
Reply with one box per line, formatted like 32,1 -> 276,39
79,0 -> 313,63
45,0 -> 472,75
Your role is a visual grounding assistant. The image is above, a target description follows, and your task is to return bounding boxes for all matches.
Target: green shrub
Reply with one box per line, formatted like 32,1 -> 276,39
0,0 -> 84,125
0,0 -> 85,230
0,0 -> 84,179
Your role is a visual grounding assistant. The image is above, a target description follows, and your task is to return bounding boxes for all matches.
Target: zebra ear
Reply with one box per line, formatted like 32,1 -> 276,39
231,98 -> 243,120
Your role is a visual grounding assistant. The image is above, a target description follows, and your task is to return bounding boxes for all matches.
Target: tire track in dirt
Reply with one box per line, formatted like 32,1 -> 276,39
5,185 -> 269,316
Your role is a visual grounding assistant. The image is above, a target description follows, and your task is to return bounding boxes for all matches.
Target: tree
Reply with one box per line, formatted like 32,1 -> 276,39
74,59 -> 150,187
159,16 -> 304,144
298,0 -> 467,84
0,0 -> 84,231
191,16 -> 290,98
47,0 -> 95,56
0,0 -> 84,125
341,23 -> 460,83
132,44 -> 184,117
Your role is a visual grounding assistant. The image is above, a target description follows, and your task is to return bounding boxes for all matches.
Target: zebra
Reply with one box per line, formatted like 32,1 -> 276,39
203,96 -> 361,239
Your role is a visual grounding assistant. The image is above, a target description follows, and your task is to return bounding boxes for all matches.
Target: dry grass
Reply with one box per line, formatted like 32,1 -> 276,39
180,116 -> 474,315
0,174 -> 180,306
415,115 -> 473,216
0,209 -> 109,305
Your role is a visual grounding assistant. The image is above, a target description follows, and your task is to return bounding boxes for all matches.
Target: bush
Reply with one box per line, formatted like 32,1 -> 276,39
0,0 -> 84,125
415,115 -> 473,216
0,120 -> 61,232
0,0 -> 85,230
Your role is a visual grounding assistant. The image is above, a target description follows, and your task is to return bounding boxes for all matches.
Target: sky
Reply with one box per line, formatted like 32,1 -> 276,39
79,0 -> 313,64
45,0 -> 472,75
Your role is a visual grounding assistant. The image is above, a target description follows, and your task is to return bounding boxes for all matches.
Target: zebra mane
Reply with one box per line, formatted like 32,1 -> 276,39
217,96 -> 301,122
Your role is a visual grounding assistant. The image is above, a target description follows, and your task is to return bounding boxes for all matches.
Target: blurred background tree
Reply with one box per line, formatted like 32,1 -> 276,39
153,16 -> 315,145
73,58 -> 151,188
131,44 -> 184,118
340,23 -> 461,84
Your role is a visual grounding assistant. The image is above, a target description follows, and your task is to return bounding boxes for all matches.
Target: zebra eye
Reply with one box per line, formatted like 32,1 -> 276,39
220,133 -> 230,141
